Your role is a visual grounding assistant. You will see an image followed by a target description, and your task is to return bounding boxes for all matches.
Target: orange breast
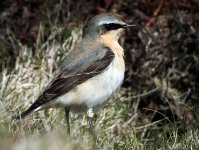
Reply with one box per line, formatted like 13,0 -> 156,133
100,32 -> 125,72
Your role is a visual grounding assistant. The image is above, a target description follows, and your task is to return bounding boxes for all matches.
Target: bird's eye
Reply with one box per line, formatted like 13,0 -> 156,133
103,23 -> 123,30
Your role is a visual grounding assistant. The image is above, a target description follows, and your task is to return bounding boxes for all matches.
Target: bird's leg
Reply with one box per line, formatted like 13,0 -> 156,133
64,108 -> 70,135
87,108 -> 94,129
87,108 -> 97,148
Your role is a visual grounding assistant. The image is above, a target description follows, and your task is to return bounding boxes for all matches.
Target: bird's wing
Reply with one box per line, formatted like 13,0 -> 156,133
16,45 -> 115,119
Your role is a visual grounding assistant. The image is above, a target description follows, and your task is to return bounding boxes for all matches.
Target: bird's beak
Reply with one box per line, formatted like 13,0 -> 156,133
123,24 -> 136,29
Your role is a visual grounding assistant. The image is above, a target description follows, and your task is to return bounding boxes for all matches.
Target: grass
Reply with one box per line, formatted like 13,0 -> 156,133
0,22 -> 199,150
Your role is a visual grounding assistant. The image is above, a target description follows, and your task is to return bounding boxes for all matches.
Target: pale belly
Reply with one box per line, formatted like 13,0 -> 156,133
50,58 -> 125,113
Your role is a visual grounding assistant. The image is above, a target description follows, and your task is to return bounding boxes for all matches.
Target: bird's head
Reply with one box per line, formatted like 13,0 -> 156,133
83,14 -> 135,42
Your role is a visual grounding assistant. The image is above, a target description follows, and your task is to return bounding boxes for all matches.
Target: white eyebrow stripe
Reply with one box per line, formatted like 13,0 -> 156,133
98,19 -> 120,26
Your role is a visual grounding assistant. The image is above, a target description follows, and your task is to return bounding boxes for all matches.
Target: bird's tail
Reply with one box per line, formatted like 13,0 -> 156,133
15,108 -> 35,120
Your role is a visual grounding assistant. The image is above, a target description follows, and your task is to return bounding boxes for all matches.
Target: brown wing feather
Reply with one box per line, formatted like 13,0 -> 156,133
15,49 -> 114,119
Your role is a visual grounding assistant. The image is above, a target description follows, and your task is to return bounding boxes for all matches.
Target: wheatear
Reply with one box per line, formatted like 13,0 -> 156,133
15,14 -> 135,134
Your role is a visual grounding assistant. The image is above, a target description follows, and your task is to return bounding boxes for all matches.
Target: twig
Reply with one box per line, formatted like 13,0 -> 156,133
146,0 -> 165,27
135,119 -> 164,130
143,108 -> 175,128
123,113 -> 138,127
123,87 -> 160,101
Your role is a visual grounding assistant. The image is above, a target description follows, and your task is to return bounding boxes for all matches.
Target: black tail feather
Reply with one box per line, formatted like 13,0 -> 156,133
15,108 -> 34,120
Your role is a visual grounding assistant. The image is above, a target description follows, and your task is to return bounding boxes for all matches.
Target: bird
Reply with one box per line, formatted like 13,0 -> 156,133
15,13 -> 136,135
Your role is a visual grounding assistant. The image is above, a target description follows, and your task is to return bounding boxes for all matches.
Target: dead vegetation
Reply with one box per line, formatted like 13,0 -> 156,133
0,0 -> 199,149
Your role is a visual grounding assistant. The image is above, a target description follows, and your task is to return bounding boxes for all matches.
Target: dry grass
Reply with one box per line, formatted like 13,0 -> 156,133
1,14 -> 199,150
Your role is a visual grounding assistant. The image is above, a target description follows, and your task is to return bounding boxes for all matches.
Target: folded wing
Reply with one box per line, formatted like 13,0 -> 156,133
16,46 -> 114,119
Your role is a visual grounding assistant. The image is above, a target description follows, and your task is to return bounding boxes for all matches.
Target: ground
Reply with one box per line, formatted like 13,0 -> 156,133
0,0 -> 199,149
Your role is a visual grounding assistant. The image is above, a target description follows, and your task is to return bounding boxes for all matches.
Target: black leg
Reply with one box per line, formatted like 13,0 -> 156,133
88,116 -> 93,129
88,116 -> 97,140
87,109 -> 97,149
64,108 -> 70,134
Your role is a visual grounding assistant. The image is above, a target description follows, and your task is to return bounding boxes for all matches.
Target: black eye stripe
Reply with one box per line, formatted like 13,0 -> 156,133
103,23 -> 123,30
